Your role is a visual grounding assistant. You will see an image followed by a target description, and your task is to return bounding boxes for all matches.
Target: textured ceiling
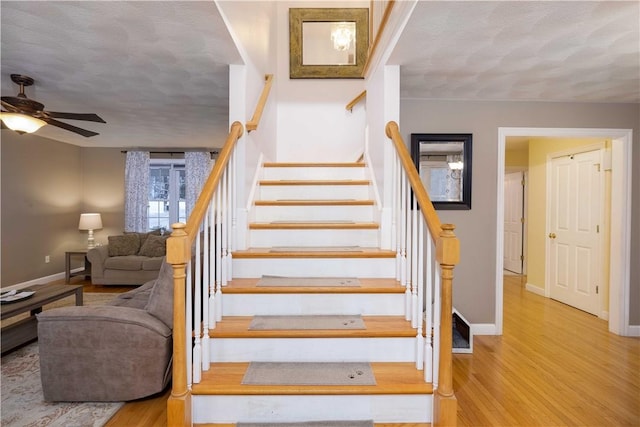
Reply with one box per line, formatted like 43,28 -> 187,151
1,1 -> 638,148
1,1 -> 241,148
391,1 -> 639,103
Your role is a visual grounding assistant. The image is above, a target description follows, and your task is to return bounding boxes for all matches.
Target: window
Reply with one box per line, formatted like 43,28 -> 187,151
148,160 -> 186,231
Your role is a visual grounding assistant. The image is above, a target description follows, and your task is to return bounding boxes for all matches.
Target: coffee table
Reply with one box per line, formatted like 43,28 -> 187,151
1,283 -> 83,354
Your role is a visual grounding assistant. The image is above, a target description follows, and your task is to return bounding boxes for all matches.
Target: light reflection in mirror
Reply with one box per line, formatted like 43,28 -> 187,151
302,22 -> 356,66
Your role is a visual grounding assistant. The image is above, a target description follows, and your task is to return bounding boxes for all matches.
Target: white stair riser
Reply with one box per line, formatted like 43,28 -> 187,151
249,229 -> 379,247
210,337 -> 416,362
192,394 -> 432,424
254,205 -> 374,222
259,185 -> 370,200
232,257 -> 396,278
263,167 -> 366,180
221,293 -> 405,316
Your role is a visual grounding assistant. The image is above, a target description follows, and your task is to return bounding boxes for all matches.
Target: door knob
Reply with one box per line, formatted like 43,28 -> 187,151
548,233 -> 556,239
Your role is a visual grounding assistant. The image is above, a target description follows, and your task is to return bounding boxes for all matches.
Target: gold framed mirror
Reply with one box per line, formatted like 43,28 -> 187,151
289,8 -> 369,79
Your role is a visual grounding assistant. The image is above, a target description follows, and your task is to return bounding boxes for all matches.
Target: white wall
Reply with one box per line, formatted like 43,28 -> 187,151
275,1 -> 367,162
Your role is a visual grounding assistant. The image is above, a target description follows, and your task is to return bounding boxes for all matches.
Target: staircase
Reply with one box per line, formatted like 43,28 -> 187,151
165,121 -> 458,427
190,162 -> 432,425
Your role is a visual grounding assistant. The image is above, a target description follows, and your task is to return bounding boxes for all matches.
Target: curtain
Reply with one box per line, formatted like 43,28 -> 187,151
124,151 -> 150,232
185,151 -> 213,218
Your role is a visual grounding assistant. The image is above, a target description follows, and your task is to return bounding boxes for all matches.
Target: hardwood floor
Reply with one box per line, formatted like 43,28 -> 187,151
103,275 -> 640,426
455,275 -> 640,426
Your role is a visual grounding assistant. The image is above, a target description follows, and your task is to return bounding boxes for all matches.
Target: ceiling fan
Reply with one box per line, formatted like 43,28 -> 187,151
1,74 -> 105,137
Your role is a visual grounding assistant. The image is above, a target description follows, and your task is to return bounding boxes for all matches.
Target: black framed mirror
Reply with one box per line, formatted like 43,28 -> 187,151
411,133 -> 472,210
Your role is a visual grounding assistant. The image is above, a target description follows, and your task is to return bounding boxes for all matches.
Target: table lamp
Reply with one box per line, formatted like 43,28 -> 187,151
78,213 -> 103,249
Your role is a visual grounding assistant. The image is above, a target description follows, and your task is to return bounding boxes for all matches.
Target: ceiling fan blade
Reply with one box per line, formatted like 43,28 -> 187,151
44,118 -> 99,138
46,111 -> 106,123
1,121 -> 7,130
1,100 -> 19,112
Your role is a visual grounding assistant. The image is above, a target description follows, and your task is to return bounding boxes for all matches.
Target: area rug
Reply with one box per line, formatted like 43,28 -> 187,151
249,315 -> 365,330
237,421 -> 374,427
256,276 -> 360,287
1,342 -> 123,427
242,362 -> 376,386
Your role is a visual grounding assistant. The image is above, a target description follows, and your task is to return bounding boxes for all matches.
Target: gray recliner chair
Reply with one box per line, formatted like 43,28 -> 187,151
37,260 -> 174,402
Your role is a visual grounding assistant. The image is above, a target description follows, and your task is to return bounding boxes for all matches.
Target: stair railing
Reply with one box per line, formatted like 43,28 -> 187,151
166,121 -> 244,427
386,121 -> 459,427
246,74 -> 274,132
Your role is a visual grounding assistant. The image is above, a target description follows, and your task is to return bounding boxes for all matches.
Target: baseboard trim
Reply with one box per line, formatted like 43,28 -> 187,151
627,325 -> 640,337
525,283 -> 545,296
471,323 -> 497,336
3,271 -> 67,292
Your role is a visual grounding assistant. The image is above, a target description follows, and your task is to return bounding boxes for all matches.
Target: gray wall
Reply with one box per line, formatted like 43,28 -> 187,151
400,100 -> 640,325
1,131 -> 125,287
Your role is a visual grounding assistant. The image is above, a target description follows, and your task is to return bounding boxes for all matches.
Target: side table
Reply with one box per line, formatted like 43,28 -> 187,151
65,250 -> 91,283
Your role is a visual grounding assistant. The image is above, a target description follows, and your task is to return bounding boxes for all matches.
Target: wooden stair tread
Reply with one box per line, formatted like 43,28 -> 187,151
249,222 -> 378,230
210,316 -> 415,338
263,162 -> 365,168
259,179 -> 370,186
255,199 -> 375,206
191,362 -> 433,395
223,278 -> 404,294
232,248 -> 396,259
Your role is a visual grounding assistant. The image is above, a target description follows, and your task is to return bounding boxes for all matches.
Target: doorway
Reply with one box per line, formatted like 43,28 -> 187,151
496,127 -> 633,336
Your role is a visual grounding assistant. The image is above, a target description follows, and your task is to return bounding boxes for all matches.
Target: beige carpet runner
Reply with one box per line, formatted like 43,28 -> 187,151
237,421 -> 374,427
242,362 -> 376,386
249,315 -> 365,330
256,276 -> 360,287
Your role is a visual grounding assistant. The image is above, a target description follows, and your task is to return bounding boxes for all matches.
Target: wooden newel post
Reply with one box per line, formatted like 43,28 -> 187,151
435,223 -> 459,427
166,223 -> 192,427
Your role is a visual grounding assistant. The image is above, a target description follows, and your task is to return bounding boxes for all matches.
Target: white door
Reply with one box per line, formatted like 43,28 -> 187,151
548,149 -> 602,315
504,172 -> 524,273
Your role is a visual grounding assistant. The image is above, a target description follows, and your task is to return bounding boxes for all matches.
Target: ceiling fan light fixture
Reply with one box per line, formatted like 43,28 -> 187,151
0,112 -> 46,134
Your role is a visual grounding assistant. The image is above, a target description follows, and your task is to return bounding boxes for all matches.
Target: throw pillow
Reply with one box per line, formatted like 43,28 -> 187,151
108,234 -> 140,256
138,234 -> 168,257
145,260 -> 174,328
125,229 -> 162,247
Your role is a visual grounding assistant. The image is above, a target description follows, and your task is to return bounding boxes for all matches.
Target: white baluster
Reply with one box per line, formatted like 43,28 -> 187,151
208,200 -> 216,329
411,196 -> 418,329
201,212 -> 210,369
405,173 -> 413,322
221,168 -> 228,287
401,171 -> 410,320
393,155 -> 401,281
215,182 -> 223,322
416,214 -> 424,369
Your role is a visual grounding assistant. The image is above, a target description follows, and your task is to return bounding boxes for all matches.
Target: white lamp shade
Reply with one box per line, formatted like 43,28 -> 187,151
78,213 -> 103,230
0,112 -> 46,133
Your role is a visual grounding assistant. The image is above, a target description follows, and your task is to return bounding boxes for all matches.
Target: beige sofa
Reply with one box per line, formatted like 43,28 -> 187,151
87,231 -> 167,285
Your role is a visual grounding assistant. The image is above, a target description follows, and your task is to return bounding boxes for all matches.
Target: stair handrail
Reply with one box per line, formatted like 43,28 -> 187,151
246,74 -> 274,132
362,1 -> 395,78
166,120 -> 244,427
346,90 -> 366,112
385,120 -> 459,427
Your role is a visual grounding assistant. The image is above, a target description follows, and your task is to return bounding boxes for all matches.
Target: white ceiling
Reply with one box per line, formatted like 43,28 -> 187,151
391,1 -> 639,103
1,1 -> 241,148
1,1 -> 638,148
